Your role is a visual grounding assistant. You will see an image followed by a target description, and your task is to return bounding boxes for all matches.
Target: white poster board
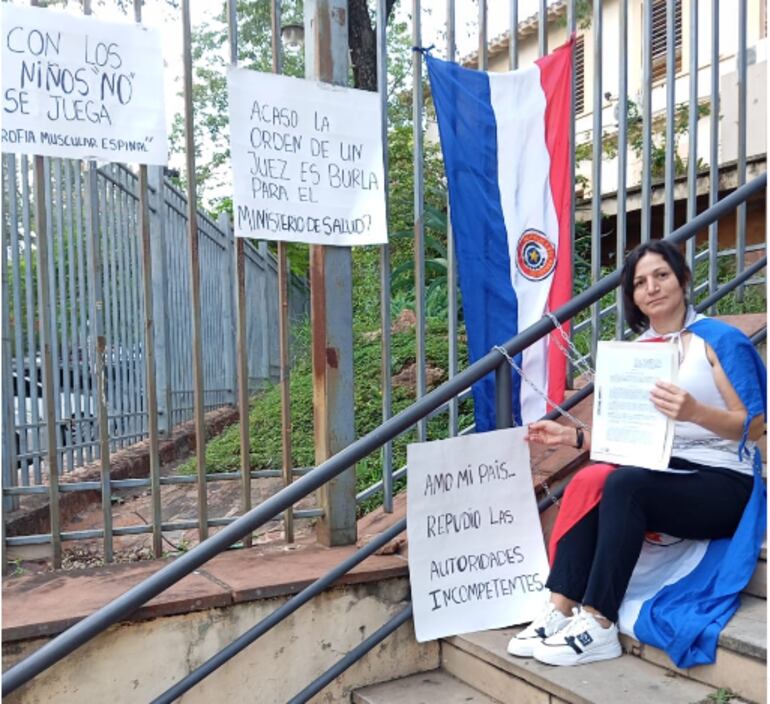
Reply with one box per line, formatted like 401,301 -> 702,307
407,427 -> 550,643
227,67 -> 388,246
1,4 -> 168,164
591,340 -> 678,470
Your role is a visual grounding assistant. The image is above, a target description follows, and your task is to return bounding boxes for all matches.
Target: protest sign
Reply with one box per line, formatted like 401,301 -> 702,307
228,67 -> 387,246
1,4 -> 168,164
407,427 -> 549,643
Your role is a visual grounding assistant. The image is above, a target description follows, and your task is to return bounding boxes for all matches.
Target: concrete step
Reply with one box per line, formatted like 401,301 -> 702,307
352,669 -> 501,704
744,542 -> 766,599
441,629 -> 716,704
621,594 -> 767,704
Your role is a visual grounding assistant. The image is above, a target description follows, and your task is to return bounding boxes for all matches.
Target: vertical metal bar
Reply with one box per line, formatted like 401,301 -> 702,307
102,175 -> 116,449
479,0 -> 487,70
616,0 -> 628,340
708,0 -> 719,303
151,169 -> 171,438
65,161 -> 84,467
64,161 -> 79,465
446,0 -> 457,438
54,160 -> 74,472
87,165 -> 113,560
8,156 -> 29,488
43,159 -> 63,479
686,0 -> 699,290
510,0 -> 518,70
735,0 -> 747,299
21,156 -> 41,483
217,214 -> 236,409
116,166 -> 130,445
538,0 -> 547,57
182,0 -> 209,541
33,153 -> 62,567
227,0 -> 252,549
590,0 -> 603,359
378,0 -> 394,510
307,0 -> 356,547
133,0 -> 162,558
495,362 -> 513,429
133,171 -> 146,438
663,0 -> 676,237
413,0 -> 426,441
99,173 -> 115,453
84,0 -> 113,560
2,160 -> 19,513
641,0 -> 653,243
269,0 -> 294,542
74,165 -> 93,462
123,168 -> 139,441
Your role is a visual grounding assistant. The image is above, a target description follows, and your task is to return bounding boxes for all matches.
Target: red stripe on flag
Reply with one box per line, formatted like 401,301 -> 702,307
536,39 -> 574,409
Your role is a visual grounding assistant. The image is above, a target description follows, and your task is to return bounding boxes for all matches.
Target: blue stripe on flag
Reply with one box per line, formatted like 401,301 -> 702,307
425,54 -> 522,429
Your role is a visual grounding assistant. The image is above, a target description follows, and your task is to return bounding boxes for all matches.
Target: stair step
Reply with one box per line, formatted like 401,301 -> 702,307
620,595 -> 766,704
442,629 -> 716,704
353,669 -> 501,704
745,554 -> 767,599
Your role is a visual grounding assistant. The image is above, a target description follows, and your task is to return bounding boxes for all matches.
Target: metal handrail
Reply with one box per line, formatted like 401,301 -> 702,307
287,324 -> 767,704
2,172 -> 765,697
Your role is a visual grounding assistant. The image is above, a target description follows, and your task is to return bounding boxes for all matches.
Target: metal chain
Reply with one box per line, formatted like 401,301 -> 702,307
536,470 -> 561,507
492,340 -> 593,510
493,345 -> 589,431
544,312 -> 595,382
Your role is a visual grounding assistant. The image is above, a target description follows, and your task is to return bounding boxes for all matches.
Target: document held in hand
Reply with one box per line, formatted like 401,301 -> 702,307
590,341 -> 679,470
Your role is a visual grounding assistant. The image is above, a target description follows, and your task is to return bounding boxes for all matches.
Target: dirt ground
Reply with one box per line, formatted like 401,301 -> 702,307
10,458 -> 319,574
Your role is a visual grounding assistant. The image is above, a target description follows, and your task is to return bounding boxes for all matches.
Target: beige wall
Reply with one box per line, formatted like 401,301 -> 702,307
2,578 -> 439,704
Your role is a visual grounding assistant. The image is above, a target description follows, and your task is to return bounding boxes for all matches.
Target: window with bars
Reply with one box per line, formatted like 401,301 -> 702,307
575,35 -> 585,115
650,0 -> 682,82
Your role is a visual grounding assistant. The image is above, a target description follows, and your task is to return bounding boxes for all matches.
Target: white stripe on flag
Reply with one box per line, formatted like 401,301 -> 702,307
617,539 -> 709,638
489,68 -> 560,422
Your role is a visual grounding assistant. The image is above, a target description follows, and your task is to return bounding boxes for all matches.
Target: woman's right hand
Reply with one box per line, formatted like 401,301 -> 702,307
526,420 -> 575,447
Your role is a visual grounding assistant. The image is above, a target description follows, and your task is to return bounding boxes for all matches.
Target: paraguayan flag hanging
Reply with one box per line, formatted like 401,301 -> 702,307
424,39 -> 574,431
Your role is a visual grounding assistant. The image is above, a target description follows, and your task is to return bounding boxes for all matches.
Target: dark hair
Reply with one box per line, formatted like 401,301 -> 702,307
621,240 -> 691,333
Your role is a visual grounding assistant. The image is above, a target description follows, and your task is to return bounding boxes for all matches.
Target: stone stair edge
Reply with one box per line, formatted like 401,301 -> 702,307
442,628 -> 717,704
352,669 -> 502,704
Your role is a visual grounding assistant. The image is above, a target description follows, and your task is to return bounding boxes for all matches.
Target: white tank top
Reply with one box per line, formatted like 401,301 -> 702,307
671,333 -> 755,475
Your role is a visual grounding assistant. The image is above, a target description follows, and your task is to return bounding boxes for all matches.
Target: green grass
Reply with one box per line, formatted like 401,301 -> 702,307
179,249 -> 475,515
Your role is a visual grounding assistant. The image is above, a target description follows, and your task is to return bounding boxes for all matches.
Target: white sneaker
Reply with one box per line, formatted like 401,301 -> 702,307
532,607 -> 622,666
507,602 -> 572,657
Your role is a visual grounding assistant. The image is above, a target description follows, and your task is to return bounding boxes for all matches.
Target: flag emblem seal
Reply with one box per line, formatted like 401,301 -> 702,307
516,230 -> 556,281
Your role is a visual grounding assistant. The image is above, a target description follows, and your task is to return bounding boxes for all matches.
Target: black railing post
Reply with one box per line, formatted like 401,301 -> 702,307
495,361 -> 513,429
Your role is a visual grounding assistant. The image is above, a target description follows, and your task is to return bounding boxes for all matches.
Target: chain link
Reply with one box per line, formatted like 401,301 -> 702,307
493,345 -> 590,431
544,312 -> 595,382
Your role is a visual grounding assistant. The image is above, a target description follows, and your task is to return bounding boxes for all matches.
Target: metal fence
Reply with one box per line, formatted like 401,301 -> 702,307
1,0 -> 766,563
2,155 -> 309,487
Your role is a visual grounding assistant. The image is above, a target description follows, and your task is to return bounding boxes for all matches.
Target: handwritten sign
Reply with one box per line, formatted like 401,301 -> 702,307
407,427 -> 549,642
1,4 -> 168,164
227,67 -> 387,246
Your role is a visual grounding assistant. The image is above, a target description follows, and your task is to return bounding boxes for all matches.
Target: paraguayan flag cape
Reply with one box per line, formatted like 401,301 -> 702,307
617,318 -> 767,667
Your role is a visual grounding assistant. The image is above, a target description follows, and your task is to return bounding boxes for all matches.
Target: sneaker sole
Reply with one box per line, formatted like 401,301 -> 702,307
506,638 -> 539,658
533,641 -> 622,666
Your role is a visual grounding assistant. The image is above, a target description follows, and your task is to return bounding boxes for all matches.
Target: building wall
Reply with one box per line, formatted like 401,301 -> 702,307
478,0 -> 767,198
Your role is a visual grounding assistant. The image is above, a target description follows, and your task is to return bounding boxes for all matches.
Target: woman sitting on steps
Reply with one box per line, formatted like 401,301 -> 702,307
507,239 -> 766,667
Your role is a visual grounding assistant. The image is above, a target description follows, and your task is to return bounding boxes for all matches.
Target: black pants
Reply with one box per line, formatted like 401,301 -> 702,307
545,460 -> 753,623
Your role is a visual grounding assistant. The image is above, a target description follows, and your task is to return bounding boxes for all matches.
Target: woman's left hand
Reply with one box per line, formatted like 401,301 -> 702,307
650,381 -> 699,422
